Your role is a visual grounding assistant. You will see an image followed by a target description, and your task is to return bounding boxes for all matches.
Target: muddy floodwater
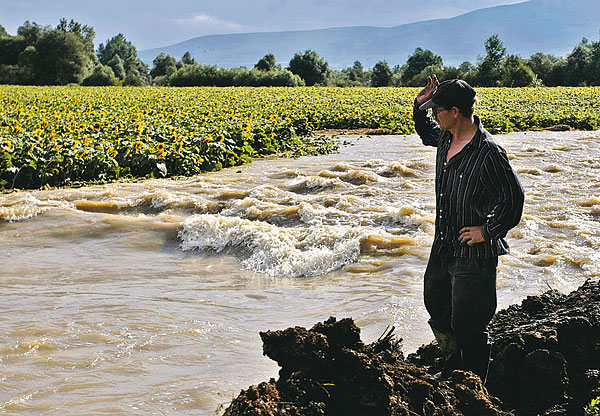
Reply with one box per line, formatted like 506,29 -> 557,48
1,130 -> 599,415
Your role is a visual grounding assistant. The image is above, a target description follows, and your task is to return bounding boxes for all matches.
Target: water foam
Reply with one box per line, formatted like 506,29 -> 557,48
0,195 -> 69,222
179,214 -> 362,277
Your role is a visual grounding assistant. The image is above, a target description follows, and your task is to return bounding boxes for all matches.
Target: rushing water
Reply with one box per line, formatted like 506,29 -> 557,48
2,130 -> 599,415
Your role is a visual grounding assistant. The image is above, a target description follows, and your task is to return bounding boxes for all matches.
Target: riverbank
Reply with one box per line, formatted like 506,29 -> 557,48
224,280 -> 600,415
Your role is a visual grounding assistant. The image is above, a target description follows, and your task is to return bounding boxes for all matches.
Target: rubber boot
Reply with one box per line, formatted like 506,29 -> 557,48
461,342 -> 491,385
432,328 -> 461,379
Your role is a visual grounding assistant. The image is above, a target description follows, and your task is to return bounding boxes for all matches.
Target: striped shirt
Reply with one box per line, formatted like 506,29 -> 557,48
413,101 -> 524,258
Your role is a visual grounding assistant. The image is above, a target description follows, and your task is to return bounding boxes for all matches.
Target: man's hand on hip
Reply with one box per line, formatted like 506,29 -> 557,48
458,226 -> 485,245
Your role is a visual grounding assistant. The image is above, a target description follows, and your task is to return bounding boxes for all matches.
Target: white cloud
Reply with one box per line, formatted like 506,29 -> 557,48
173,13 -> 244,31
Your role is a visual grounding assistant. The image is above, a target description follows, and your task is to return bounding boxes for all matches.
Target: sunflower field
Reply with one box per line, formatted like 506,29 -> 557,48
1,85 -> 599,190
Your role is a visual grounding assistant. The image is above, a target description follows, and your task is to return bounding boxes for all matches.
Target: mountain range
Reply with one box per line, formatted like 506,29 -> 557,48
139,0 -> 600,69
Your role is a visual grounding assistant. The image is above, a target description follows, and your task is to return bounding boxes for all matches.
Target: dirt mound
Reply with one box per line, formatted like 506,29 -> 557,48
225,317 -> 509,415
409,279 -> 600,415
224,280 -> 600,415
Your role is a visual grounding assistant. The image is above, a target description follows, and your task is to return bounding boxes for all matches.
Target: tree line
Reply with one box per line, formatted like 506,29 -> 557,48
1,19 -> 600,87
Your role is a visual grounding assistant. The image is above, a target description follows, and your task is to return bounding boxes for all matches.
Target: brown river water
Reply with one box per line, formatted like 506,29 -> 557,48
2,130 -> 600,414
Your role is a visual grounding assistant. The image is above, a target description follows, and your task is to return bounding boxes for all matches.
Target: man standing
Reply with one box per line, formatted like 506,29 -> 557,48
413,75 -> 524,383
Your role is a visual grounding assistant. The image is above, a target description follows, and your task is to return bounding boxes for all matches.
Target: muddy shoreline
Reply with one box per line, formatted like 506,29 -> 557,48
224,280 -> 600,415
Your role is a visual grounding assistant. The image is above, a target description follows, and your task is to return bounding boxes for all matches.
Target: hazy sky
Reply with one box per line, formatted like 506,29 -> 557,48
1,0 -> 526,50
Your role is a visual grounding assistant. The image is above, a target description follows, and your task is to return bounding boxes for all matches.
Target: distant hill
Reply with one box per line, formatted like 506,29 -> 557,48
139,0 -> 600,69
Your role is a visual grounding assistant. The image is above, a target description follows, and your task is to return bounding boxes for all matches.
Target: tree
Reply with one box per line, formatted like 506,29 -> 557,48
181,51 -> 195,65
348,61 -> 365,83
0,25 -> 9,38
564,38 -> 592,86
371,61 -> 393,87
107,54 -> 126,79
255,53 -> 278,71
588,38 -> 600,85
150,53 -> 177,78
33,30 -> 90,85
17,21 -> 46,45
474,34 -> 507,86
98,34 -> 136,66
57,18 -> 96,59
502,55 -> 538,87
288,50 -> 330,86
0,36 -> 28,66
526,53 -> 561,86
402,48 -> 443,84
97,33 -> 148,84
82,64 -> 119,86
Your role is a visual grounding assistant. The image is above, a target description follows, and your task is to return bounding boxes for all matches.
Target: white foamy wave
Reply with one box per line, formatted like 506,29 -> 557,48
0,195 -> 70,222
179,214 -> 362,277
376,162 -> 418,178
0,205 -> 49,222
143,188 -> 213,211
285,176 -> 345,194
387,205 -> 435,230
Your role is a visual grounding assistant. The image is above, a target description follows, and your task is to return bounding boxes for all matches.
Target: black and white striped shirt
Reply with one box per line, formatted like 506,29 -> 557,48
413,102 -> 524,258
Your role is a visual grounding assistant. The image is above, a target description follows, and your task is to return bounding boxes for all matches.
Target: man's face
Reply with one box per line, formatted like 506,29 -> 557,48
433,106 -> 452,130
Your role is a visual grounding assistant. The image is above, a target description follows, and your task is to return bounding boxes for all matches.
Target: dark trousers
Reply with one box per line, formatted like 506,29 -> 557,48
424,250 -> 498,379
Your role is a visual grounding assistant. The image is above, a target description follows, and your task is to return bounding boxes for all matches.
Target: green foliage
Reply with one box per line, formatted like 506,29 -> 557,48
98,33 -> 137,67
402,48 -> 443,85
123,72 -> 147,86
17,21 -> 46,45
33,30 -> 91,85
97,33 -> 148,84
406,64 -> 444,87
474,34 -> 507,86
82,64 -> 119,86
0,24 -> 9,38
180,51 -> 195,66
107,55 -> 126,79
169,65 -> 304,87
150,53 -> 177,78
0,64 -> 22,85
328,61 -> 368,87
565,38 -> 592,86
288,50 -> 330,86
255,53 -> 278,71
349,61 -> 366,83
371,61 -> 393,87
502,55 -> 539,87
586,396 -> 600,416
0,37 -> 28,66
527,53 -> 562,86
56,18 -> 96,60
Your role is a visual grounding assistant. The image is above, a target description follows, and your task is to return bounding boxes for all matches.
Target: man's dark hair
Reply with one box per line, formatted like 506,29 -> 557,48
454,95 -> 478,118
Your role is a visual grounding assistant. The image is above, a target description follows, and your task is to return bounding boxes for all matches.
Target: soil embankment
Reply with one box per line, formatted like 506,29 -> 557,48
224,280 -> 600,415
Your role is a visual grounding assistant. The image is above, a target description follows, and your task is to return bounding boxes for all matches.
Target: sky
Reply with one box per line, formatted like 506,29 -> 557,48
1,0 -> 526,51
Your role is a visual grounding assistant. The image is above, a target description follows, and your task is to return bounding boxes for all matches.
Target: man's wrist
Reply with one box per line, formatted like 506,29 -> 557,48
414,98 -> 426,111
481,224 -> 491,241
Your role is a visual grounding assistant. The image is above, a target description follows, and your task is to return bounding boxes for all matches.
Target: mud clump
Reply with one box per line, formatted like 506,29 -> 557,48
224,317 -> 509,415
224,280 -> 600,415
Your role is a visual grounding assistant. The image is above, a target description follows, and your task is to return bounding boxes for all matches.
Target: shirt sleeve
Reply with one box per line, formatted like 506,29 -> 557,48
480,146 -> 525,241
412,98 -> 441,147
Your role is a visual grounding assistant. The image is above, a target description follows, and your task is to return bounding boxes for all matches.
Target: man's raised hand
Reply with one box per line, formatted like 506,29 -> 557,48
416,75 -> 439,106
